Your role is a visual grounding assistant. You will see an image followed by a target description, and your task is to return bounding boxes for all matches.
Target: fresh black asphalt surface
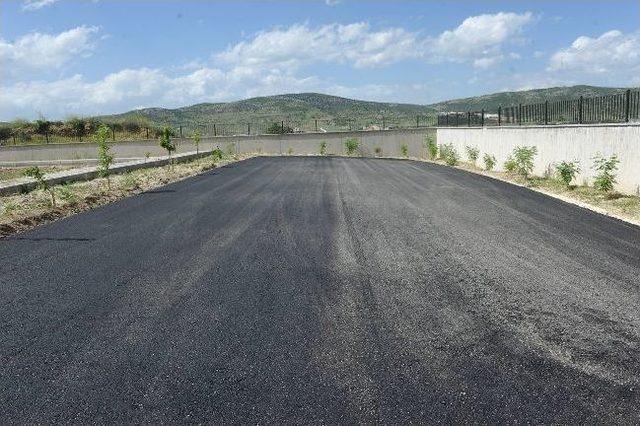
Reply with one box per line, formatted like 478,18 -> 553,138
1,156 -> 639,424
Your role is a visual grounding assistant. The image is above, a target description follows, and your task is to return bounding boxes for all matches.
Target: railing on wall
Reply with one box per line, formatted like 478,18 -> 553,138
437,89 -> 639,127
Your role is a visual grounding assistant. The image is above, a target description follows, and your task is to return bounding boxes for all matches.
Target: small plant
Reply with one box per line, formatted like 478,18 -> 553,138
144,152 -> 151,162
57,184 -> 78,204
23,166 -> 56,207
159,126 -> 176,162
211,148 -> 224,160
192,129 -> 201,154
424,136 -> 438,160
374,146 -> 382,156
592,154 -> 619,192
504,156 -> 517,172
555,161 -> 581,187
438,143 -> 459,166
400,144 -> 409,157
512,146 -> 538,178
345,138 -> 359,155
465,146 -> 480,165
96,124 -> 114,189
121,172 -> 140,191
319,141 -> 327,155
287,147 -> 294,155
483,153 -> 496,171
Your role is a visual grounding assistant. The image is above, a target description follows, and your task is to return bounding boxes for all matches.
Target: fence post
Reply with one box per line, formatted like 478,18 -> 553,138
213,123 -> 217,136
112,128 -> 115,141
146,127 -> 149,139
382,116 -> 385,130
467,112 -> 471,127
281,120 -> 284,133
518,104 -> 522,125
481,109 -> 485,127
498,107 -> 501,126
416,116 -> 419,128
446,114 -> 449,126
315,119 -> 318,132
45,131 -> 49,144
579,96 -> 583,124
545,101 -> 549,125
456,113 -> 459,127
247,123 -> 250,135
179,126 -> 183,138
625,89 -> 631,122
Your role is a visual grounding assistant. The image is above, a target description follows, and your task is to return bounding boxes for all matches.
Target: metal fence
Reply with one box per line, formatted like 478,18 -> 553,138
437,89 -> 640,127
0,115 -> 439,146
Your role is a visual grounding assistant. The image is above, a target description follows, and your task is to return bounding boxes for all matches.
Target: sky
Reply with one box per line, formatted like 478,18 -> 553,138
1,0 -> 639,120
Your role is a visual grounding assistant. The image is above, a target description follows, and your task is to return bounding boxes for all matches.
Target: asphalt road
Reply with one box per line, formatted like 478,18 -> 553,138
1,157 -> 639,424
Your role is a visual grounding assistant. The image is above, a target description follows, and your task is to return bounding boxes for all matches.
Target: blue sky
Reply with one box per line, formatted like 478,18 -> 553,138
1,0 -> 639,120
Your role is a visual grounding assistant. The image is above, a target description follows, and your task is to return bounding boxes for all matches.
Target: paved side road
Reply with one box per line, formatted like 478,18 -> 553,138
1,157 -> 638,424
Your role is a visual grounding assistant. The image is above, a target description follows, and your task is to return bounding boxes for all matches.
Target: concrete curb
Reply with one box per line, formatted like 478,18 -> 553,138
0,150 -> 212,196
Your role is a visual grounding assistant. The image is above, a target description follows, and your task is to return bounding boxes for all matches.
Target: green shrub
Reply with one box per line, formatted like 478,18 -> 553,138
465,146 -> 480,164
512,146 -> 538,178
592,154 -> 619,192
374,146 -> 382,156
159,126 -> 176,161
345,138 -> 359,155
266,122 -> 293,134
504,156 -> 517,172
555,161 -> 581,187
211,148 -> 224,160
95,124 -> 114,188
57,184 -> 78,204
483,153 -> 496,171
439,143 -> 459,166
121,172 -> 140,191
319,141 -> 327,155
424,136 -> 438,160
287,147 -> 294,155
400,144 -> 409,157
23,166 -> 56,207
192,129 -> 201,154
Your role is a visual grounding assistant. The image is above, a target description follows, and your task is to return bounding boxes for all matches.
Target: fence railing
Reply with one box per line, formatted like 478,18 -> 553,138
0,115 -> 438,146
437,89 -> 640,127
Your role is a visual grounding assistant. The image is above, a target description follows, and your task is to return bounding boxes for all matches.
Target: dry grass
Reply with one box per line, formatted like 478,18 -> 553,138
0,166 -> 73,182
452,160 -> 640,224
0,153 -> 248,238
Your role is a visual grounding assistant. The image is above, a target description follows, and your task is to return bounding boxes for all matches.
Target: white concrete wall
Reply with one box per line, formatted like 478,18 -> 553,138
0,128 -> 436,165
437,124 -> 640,195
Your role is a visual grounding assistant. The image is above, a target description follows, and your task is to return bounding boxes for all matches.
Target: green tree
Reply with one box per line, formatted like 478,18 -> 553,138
345,138 -> 359,155
512,146 -> 538,179
192,129 -> 201,154
465,146 -> 480,164
159,126 -> 176,163
96,124 -> 114,189
23,166 -> 56,207
483,153 -> 496,171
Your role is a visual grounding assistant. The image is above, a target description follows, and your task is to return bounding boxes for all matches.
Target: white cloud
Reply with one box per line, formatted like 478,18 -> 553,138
548,30 -> 640,73
429,12 -> 533,65
22,0 -> 60,11
473,55 -> 504,69
217,22 -> 419,69
0,26 -> 99,71
325,0 -> 341,5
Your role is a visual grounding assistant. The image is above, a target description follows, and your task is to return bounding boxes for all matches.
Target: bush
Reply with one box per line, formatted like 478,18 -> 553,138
512,146 -> 538,178
483,153 -> 496,171
374,146 -> 382,156
439,143 -> 459,166
319,141 -> 327,155
504,156 -> 517,172
23,166 -> 56,207
0,126 -> 11,142
425,136 -> 438,160
266,122 -> 293,134
555,161 -> 580,187
400,144 -> 409,157
211,148 -> 224,160
592,154 -> 619,192
465,146 -> 480,164
345,138 -> 359,155
159,126 -> 176,159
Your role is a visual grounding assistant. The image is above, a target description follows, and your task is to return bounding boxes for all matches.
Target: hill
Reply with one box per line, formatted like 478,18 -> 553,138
97,93 -> 435,127
427,85 -> 632,113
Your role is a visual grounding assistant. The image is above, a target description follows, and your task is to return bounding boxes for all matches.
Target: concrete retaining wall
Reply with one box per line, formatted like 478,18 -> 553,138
437,124 -> 640,194
0,128 -> 436,165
